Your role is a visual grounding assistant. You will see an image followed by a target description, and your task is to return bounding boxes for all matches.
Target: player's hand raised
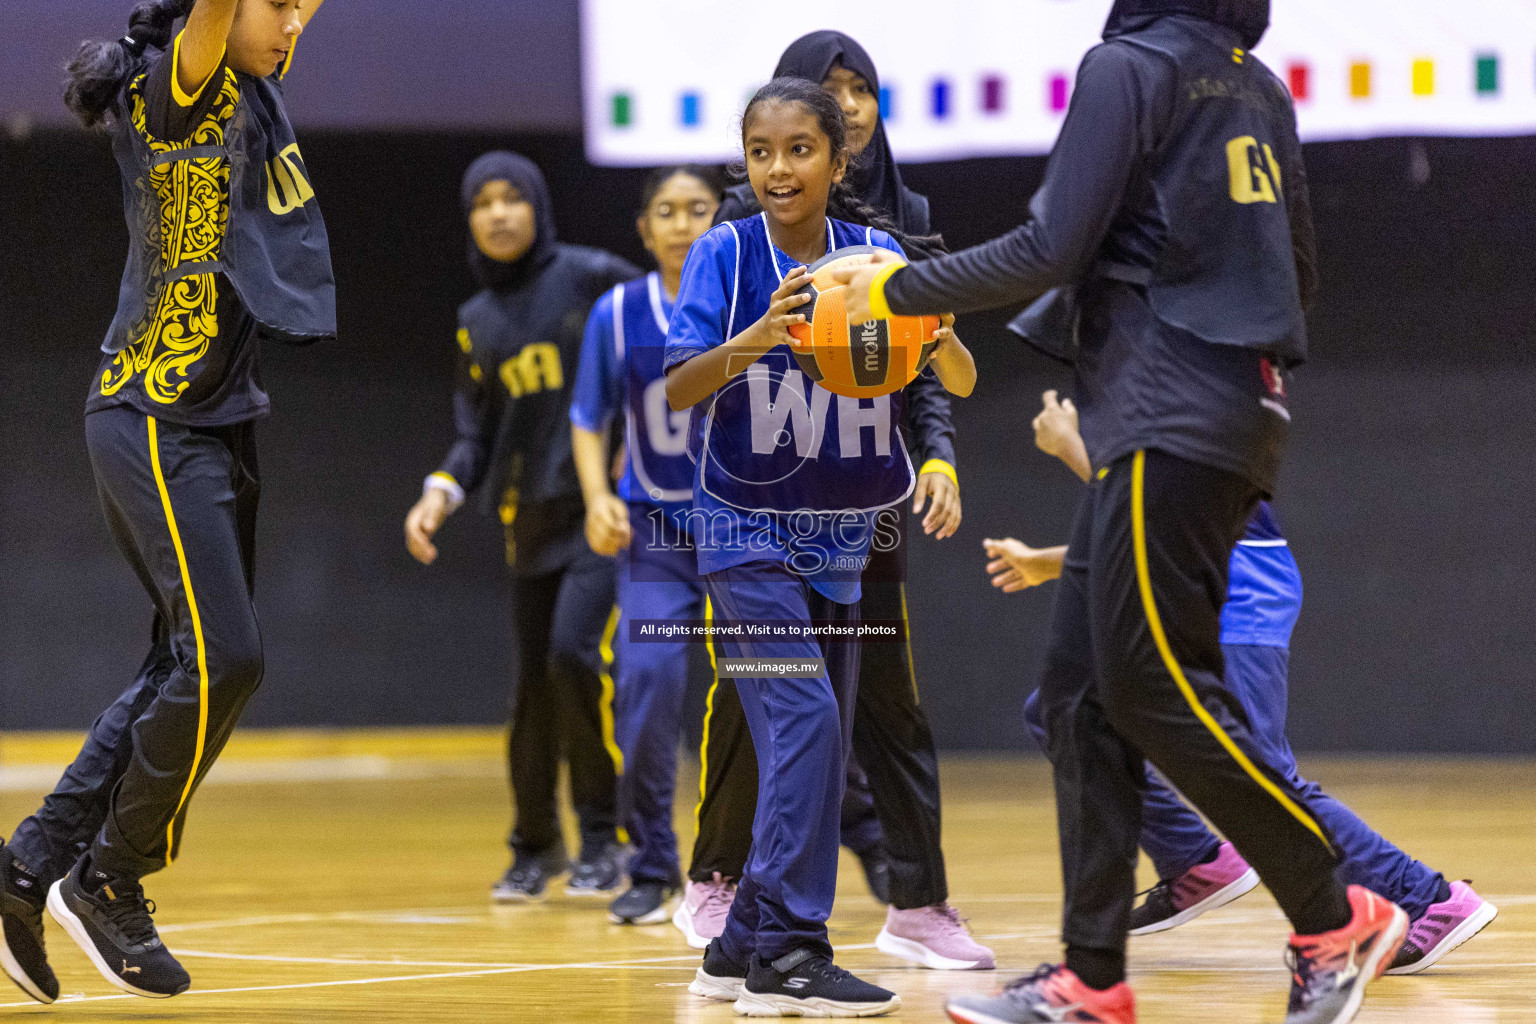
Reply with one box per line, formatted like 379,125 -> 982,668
983,537 -> 1064,593
828,247 -> 903,324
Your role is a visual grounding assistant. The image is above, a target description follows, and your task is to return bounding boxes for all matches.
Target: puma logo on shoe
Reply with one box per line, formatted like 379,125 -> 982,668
121,961 -> 141,975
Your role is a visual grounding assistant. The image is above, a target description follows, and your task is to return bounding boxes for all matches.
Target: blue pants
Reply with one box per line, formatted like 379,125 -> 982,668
708,561 -> 860,963
614,510 -> 708,885
1024,643 -> 1445,920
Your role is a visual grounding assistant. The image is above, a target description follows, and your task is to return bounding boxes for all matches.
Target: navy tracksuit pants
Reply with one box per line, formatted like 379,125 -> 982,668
11,407 -> 264,883
707,561 -> 861,963
612,507 -> 708,886
1024,643 -> 1445,920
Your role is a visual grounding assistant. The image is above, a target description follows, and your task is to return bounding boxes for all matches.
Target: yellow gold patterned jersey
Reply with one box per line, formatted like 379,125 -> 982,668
98,64 -> 240,407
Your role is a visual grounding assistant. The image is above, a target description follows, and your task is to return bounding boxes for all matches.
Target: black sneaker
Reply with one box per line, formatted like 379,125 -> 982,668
491,848 -> 568,903
855,846 -> 891,906
46,858 -> 190,998
608,880 -> 677,924
734,948 -> 900,1017
0,844 -> 58,1003
688,937 -> 748,1002
565,842 -> 624,897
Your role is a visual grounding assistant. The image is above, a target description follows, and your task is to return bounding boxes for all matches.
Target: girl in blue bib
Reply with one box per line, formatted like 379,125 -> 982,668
664,77 -> 973,1016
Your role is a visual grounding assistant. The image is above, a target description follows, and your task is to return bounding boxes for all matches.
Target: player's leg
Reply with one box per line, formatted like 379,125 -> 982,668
547,546 -> 623,897
48,411 -> 266,998
838,761 -> 889,902
949,486 -> 1138,1024
857,571 -> 994,971
1222,644 -> 1494,973
497,570 -> 569,901
676,640 -> 755,947
1096,450 -> 1404,1024
609,531 -> 700,923
707,563 -> 898,1016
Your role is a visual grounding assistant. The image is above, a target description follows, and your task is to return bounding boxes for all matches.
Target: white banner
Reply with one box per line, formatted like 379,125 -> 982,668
581,0 -> 1536,165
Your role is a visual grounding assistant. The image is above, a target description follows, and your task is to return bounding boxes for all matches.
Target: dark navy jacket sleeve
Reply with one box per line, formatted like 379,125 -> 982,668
904,369 -> 956,468
435,310 -> 499,495
1281,102 -> 1319,313
885,43 -> 1174,316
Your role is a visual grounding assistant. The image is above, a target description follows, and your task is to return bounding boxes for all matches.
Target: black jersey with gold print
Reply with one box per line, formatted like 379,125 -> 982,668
90,32 -> 335,427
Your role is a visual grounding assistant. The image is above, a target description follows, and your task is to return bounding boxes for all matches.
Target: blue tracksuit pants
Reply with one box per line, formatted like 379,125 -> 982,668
708,560 -> 860,963
1024,643 -> 1445,919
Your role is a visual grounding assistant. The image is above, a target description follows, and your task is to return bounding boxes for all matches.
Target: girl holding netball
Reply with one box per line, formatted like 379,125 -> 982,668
677,30 -> 994,975
664,77 -> 972,1016
403,152 -> 638,903
569,165 -> 722,926
0,0 -> 332,1001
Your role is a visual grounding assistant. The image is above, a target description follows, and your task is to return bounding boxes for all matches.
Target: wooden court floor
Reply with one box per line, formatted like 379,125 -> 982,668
0,729 -> 1532,1022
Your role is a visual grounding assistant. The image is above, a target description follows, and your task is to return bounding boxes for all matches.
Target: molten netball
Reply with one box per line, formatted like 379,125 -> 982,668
787,245 -> 941,399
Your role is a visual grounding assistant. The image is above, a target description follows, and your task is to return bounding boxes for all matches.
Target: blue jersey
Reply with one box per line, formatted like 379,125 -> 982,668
571,272 -> 695,533
1221,501 -> 1302,648
664,214 -> 916,604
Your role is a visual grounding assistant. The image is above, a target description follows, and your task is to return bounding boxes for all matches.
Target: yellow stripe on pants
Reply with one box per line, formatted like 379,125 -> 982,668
693,596 -> 718,833
147,416 -> 210,867
597,604 -> 626,845
1130,450 -> 1333,854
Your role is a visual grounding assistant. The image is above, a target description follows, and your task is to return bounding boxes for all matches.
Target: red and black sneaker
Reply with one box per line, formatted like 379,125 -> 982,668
946,964 -> 1136,1024
1283,885 -> 1407,1024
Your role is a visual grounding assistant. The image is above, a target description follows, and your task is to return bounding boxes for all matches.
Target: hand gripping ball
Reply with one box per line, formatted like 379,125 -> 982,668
786,245 -> 941,399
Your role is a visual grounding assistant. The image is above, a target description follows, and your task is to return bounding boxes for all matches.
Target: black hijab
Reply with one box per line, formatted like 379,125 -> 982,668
460,151 -> 559,291
1103,0 -> 1270,49
772,31 -> 910,232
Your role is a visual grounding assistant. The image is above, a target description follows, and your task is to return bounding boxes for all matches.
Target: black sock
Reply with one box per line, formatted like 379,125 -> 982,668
1065,945 -> 1126,990
1433,877 -> 1453,906
1291,882 -> 1353,936
1197,842 -> 1223,866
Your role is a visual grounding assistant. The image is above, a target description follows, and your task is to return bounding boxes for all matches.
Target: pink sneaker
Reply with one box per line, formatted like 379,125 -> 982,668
875,903 -> 995,970
1385,881 -> 1497,975
1129,841 -> 1259,936
671,873 -> 736,950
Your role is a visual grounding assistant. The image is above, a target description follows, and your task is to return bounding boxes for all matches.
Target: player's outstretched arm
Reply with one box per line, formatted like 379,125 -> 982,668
983,538 -> 1067,593
1033,389 -> 1091,482
178,0 -> 239,97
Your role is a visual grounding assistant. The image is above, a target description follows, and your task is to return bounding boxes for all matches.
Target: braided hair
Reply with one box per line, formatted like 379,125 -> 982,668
64,0 -> 195,128
738,77 -> 947,261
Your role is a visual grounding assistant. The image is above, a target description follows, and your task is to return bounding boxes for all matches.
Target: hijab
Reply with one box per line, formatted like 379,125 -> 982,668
1103,0 -> 1270,49
460,150 -> 558,291
772,31 -> 911,232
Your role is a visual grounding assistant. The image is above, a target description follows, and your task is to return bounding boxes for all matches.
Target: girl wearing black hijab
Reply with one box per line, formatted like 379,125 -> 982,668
677,31 -> 991,973
404,151 -> 640,902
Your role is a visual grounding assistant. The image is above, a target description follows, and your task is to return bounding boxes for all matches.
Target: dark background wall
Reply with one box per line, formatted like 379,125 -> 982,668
2,129 -> 1533,751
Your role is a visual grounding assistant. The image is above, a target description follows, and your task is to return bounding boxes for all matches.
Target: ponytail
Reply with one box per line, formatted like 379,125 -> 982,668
64,0 -> 195,128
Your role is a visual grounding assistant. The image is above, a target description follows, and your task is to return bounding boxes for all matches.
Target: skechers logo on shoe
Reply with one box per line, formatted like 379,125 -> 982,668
785,978 -> 809,990
121,961 -> 141,975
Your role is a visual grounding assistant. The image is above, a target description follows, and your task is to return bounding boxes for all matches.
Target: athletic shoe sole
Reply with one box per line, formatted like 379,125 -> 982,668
565,883 -> 624,898
946,1003 -> 1019,1024
490,885 -> 550,904
608,899 -> 675,926
733,989 -> 901,1017
672,902 -> 715,950
875,927 -> 991,970
1384,899 -> 1498,976
45,880 -> 180,999
1129,867 -> 1260,936
688,966 -> 744,1001
1311,903 -> 1409,1024
0,926 -> 53,1004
